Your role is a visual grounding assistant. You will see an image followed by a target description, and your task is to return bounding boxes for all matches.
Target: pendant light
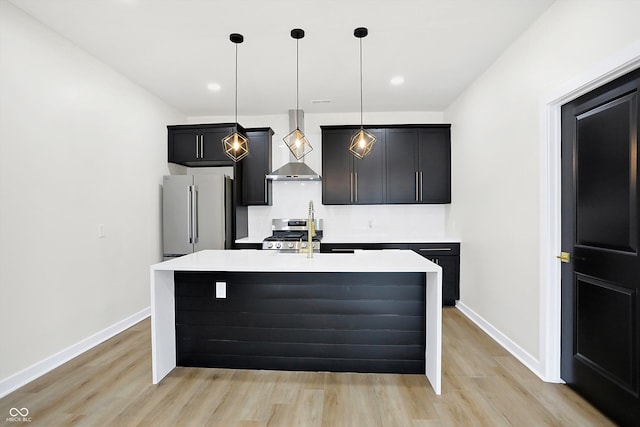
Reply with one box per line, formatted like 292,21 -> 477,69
349,27 -> 376,159
222,33 -> 249,162
283,28 -> 313,160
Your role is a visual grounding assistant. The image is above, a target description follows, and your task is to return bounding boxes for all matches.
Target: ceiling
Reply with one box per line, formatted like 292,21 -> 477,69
8,0 -> 555,117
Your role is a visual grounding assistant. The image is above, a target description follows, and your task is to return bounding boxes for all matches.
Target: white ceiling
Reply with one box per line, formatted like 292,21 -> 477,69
9,0 -> 555,117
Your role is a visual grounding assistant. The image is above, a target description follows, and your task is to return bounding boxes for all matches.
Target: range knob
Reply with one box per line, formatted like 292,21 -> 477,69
267,243 -> 273,249
288,242 -> 294,249
301,242 -> 308,248
275,243 -> 282,249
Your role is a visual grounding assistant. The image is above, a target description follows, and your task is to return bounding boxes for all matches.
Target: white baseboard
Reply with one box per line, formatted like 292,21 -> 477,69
455,302 -> 548,381
0,307 -> 150,399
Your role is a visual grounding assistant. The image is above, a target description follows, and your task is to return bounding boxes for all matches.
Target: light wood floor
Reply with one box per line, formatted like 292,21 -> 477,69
0,308 -> 614,426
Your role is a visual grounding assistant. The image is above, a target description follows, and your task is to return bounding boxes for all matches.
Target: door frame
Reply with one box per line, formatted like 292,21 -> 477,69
539,41 -> 640,382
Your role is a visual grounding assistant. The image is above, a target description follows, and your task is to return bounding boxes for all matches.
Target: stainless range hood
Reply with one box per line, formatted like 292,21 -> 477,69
266,161 -> 321,181
266,110 -> 321,181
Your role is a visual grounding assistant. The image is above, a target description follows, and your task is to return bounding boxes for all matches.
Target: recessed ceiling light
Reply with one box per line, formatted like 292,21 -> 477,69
390,76 -> 404,86
207,83 -> 221,91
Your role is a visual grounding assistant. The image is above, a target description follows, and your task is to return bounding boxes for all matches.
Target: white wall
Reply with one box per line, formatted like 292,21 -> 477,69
0,2 -> 182,387
445,0 -> 640,370
187,111 -> 450,240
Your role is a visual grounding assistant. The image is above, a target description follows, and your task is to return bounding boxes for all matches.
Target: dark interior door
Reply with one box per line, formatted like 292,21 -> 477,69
561,68 -> 640,426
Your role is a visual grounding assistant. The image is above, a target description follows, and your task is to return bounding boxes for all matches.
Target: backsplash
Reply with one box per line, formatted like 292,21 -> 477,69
247,181 -> 446,240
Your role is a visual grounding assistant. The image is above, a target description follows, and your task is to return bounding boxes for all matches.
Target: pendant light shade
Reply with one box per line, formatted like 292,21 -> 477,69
349,128 -> 376,159
283,28 -> 313,160
222,131 -> 249,161
222,33 -> 249,162
283,126 -> 312,160
350,27 -> 376,159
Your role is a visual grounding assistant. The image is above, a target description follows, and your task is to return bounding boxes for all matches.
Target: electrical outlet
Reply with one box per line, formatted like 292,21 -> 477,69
216,282 -> 226,299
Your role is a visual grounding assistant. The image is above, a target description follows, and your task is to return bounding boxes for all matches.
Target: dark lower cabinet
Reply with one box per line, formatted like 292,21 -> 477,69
175,271 -> 426,374
233,242 -> 262,250
321,242 -> 460,306
409,245 -> 460,305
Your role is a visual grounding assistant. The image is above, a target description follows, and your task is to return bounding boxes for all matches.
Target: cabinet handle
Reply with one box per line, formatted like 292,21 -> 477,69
187,186 -> 193,243
415,172 -> 419,201
192,186 -> 199,243
264,179 -> 268,202
332,248 -> 356,253
200,135 -> 204,159
355,172 -> 358,202
195,135 -> 200,158
350,173 -> 354,203
419,171 -> 423,201
419,247 -> 452,252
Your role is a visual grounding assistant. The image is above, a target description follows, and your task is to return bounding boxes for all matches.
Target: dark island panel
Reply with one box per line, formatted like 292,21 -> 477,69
177,354 -> 425,375
174,271 -> 426,374
175,325 -> 424,346
176,311 -> 423,331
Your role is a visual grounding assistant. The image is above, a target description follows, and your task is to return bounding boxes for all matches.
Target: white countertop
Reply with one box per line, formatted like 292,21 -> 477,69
235,236 -> 461,244
152,249 -> 441,273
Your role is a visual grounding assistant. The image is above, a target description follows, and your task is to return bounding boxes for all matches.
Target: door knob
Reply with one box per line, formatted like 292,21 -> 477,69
556,252 -> 571,263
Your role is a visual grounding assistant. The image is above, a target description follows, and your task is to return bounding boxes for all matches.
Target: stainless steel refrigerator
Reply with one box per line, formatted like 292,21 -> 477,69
162,174 -> 234,259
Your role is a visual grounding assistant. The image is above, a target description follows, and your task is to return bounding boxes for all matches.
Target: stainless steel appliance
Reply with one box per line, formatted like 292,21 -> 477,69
266,110 -> 321,181
262,218 -> 324,252
162,174 -> 233,259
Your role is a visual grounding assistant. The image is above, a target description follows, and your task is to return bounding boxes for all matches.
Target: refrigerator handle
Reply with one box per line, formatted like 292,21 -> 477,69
187,185 -> 193,243
192,185 -> 199,244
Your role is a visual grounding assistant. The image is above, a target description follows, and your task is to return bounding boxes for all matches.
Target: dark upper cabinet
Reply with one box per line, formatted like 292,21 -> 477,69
418,128 -> 451,203
386,128 -> 419,203
386,126 -> 451,204
322,128 -> 353,204
168,123 -> 244,167
353,128 -> 385,204
239,127 -> 273,206
322,124 -> 450,205
322,127 -> 385,205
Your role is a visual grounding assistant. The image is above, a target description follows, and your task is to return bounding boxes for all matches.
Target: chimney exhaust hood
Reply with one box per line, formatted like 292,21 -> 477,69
266,110 -> 321,181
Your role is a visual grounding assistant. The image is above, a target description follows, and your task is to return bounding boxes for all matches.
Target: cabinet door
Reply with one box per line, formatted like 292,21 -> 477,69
241,128 -> 273,205
408,243 -> 460,306
169,128 -> 200,163
322,129 -> 354,204
386,128 -> 419,203
426,256 -> 459,306
353,128 -> 385,204
201,126 -> 235,163
418,128 -> 451,203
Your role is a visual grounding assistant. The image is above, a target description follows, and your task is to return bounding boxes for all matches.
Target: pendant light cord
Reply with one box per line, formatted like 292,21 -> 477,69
359,37 -> 363,129
296,38 -> 299,129
234,42 -> 238,123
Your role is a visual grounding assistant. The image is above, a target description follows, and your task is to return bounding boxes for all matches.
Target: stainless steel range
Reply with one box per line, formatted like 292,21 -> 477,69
262,218 -> 324,252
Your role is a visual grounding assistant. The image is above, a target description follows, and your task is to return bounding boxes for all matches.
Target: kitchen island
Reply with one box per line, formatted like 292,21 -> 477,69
150,249 -> 442,394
